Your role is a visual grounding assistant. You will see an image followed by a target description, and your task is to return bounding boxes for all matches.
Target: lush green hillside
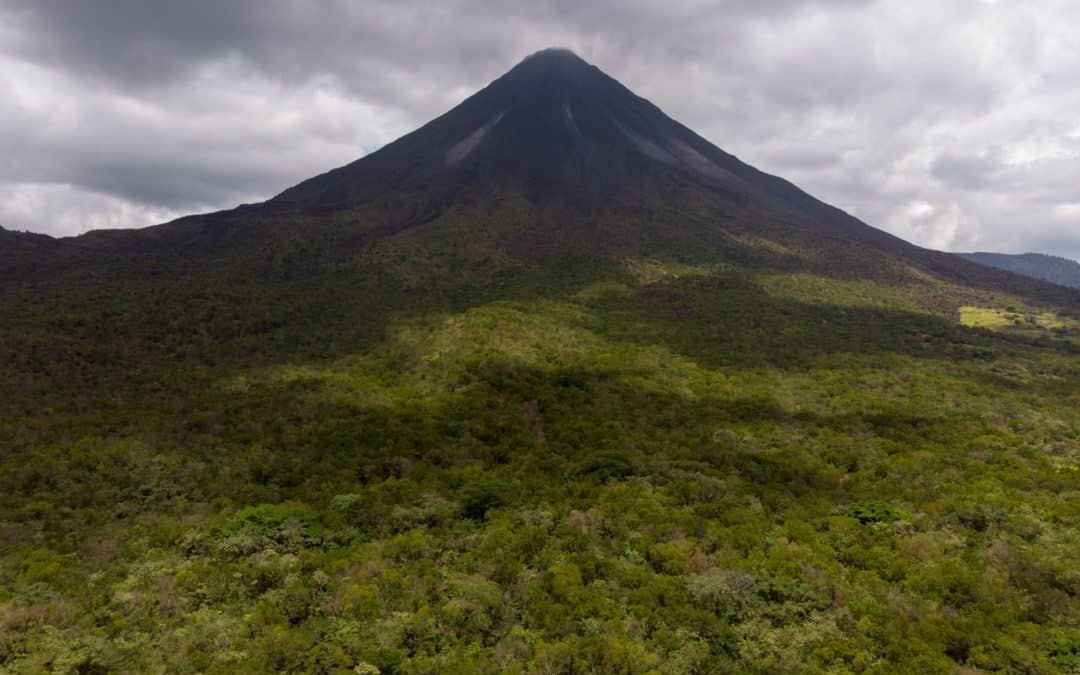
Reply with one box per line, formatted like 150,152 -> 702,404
960,252 -> 1080,290
2,49 -> 1080,673
2,242 -> 1079,672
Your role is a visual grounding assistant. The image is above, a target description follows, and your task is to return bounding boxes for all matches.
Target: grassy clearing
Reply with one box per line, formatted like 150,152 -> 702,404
960,305 -> 1079,334
758,273 -> 922,311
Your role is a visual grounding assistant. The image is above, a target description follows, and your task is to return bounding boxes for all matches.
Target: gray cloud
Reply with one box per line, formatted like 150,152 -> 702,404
931,149 -> 1005,191
0,0 -> 1077,261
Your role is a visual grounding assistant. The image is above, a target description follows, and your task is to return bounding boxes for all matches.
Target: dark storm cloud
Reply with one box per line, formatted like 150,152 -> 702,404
4,1 -> 873,101
0,0 -> 1077,260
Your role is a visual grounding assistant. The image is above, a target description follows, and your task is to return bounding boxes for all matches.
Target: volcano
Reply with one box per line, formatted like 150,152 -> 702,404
4,48 -> 1077,309
274,46 -> 901,244
268,48 -> 906,250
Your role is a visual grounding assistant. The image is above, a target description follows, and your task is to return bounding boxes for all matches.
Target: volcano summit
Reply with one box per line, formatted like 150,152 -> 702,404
277,47 -> 840,212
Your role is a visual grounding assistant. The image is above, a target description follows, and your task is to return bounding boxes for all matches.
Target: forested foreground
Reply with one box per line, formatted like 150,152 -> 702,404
1,265 -> 1079,673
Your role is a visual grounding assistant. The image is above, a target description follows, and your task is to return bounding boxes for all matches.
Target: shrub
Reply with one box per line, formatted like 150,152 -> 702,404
460,479 -> 505,519
575,450 -> 635,481
214,503 -> 324,555
1047,628 -> 1080,671
844,501 -> 909,524
686,570 -> 759,620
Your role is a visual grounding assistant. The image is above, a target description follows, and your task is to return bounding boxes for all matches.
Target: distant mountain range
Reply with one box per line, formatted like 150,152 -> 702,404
959,251 -> 1080,289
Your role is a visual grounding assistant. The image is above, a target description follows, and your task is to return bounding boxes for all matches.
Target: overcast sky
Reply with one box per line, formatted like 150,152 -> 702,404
1,0 -> 1078,260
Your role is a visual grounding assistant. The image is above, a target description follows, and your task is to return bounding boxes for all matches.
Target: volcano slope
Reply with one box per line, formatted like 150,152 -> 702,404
1,50 -> 1079,673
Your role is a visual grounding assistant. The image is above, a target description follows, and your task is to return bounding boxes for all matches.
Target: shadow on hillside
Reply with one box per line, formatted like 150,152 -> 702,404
569,272 -> 1076,372
173,353 -> 993,512
2,261 -> 1075,456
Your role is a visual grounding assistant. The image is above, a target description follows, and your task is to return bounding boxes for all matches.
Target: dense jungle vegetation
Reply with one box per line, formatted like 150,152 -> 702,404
1,246 -> 1078,674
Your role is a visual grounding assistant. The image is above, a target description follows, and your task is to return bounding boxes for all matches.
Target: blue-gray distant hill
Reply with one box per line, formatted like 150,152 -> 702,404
959,252 -> 1080,289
